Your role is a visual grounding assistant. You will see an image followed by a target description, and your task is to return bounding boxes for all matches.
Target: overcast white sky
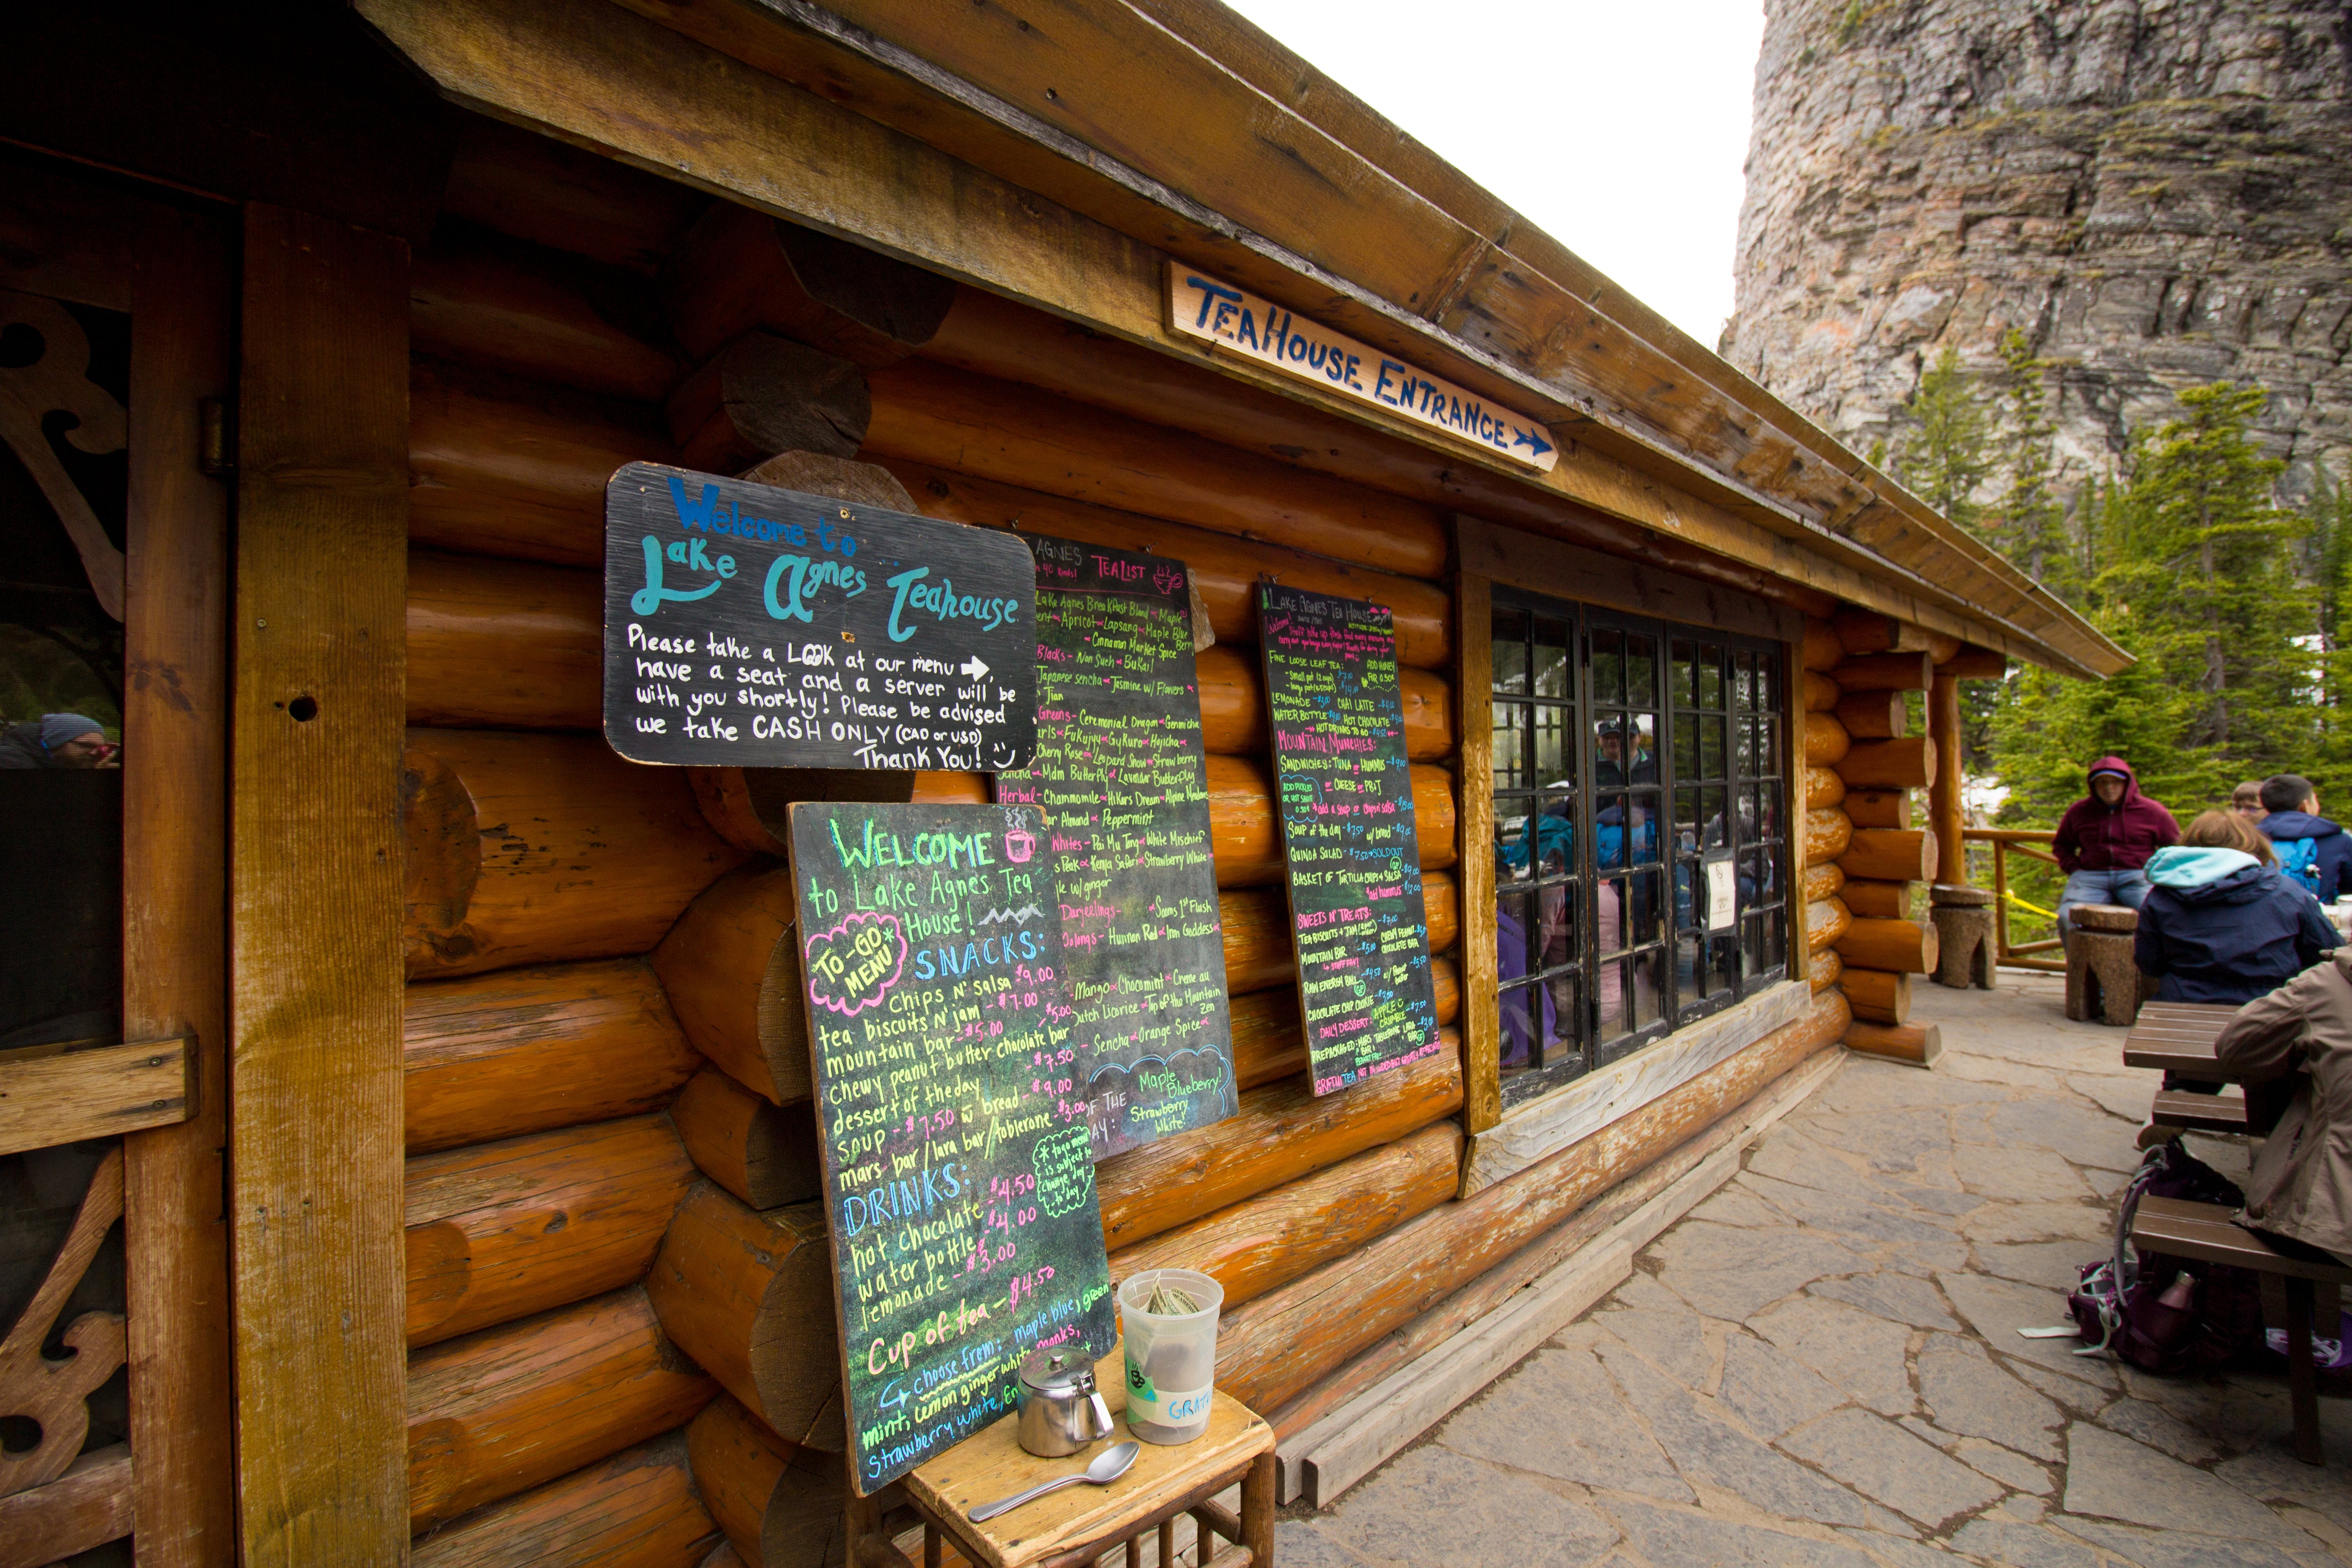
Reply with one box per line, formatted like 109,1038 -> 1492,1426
1221,0 -> 1769,350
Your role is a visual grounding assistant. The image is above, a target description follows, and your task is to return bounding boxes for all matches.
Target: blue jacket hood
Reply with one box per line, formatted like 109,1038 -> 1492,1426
2145,846 -> 2267,900
2262,811 -> 2342,841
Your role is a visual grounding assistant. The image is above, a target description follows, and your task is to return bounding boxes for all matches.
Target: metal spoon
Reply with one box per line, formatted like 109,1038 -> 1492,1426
969,1441 -> 1140,1523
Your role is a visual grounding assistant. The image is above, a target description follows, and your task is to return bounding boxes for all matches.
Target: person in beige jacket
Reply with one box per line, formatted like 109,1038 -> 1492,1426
2215,947 -> 2352,1264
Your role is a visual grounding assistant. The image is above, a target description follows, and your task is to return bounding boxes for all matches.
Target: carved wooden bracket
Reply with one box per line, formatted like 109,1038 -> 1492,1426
0,289 -> 128,620
0,1146 -> 128,1497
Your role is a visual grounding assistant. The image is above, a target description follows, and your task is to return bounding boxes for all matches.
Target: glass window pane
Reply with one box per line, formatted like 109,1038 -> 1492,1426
1698,646 -> 1725,710
1493,703 -> 1527,791
1533,800 -> 1576,884
1671,639 -> 1698,708
1627,712 -> 1658,785
1596,956 -> 1629,1040
1597,875 -> 1629,956
1493,607 -> 1528,694
1631,952 -> 1664,1033
1538,876 -> 1579,969
1499,889 -> 1540,975
1534,706 -> 1568,784
1755,717 -> 1778,775
1733,649 -> 1756,711
1495,803 -> 1533,883
1534,617 -> 1572,699
1735,718 -> 1756,775
1674,785 -> 1700,829
1672,716 -> 1696,780
1628,794 -> 1661,864
1713,931 -> 1741,995
1627,633 -> 1656,709
1758,653 -> 1779,714
1626,868 -> 1665,948
1591,628 -> 1623,706
1676,931 -> 1702,997
1700,715 -> 1725,779
1701,786 -> 1728,848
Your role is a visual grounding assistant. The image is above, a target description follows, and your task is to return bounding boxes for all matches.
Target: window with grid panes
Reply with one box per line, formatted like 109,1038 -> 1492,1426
1490,590 -> 1789,1108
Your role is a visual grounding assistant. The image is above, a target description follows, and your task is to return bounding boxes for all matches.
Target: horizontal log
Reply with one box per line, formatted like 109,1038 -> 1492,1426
663,203 -> 958,366
1801,621 -> 1843,671
1098,1037 -> 1462,1251
1412,764 -> 1458,871
1221,872 -> 1458,996
885,460 -> 1451,668
1832,608 -> 1923,656
409,360 -> 673,568
407,1115 -> 695,1348
1805,897 -> 1852,954
1846,1020 -> 1943,1065
1803,766 -> 1844,810
1833,652 -> 1935,692
909,771 -> 988,805
408,549 -> 600,730
1799,862 -> 1845,905
1803,711 -> 1849,767
865,358 -> 1449,580
1839,879 -> 1911,920
687,1394 -> 844,1568
1809,949 -> 1843,994
412,233 -> 681,402
410,1431 -> 721,1568
1802,669 -> 1839,713
1108,1120 -> 1464,1312
1834,917 -> 1939,975
1229,956 -> 1460,1090
405,958 -> 699,1155
646,1183 -> 838,1452
1215,991 -> 1850,1414
1833,690 -> 1904,740
440,115 -> 707,275
1196,642 -> 1453,759
682,768 -> 919,859
667,333 -> 869,473
671,1069 -> 823,1212
1844,789 -> 1913,830
1924,632 -> 1965,664
405,729 -> 745,979
1839,737 -> 1936,790
1841,828 -> 1939,884
408,1287 -> 717,1529
1842,966 -> 1912,1025
652,864 -> 808,1107
1804,807 -> 1852,865
1938,645 -> 2009,679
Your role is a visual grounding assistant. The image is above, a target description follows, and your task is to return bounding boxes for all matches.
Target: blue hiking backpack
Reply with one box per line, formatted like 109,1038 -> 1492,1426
2276,834 -> 2324,895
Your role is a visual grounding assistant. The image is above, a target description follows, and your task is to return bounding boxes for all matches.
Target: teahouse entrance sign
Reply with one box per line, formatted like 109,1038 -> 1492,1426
602,462 -> 1039,770
1165,263 -> 1560,473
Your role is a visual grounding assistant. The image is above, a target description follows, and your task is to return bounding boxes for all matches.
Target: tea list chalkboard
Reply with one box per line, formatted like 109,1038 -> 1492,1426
789,801 -> 1117,1494
603,461 -> 1039,770
1259,583 -> 1442,1094
994,536 -> 1238,1159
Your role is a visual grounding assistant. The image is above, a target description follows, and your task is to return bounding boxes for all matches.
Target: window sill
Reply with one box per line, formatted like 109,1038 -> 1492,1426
1462,980 -> 1809,1195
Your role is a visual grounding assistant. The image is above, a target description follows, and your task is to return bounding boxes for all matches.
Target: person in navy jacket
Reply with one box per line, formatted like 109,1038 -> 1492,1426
2135,810 -> 2337,1006
2258,773 -> 2352,903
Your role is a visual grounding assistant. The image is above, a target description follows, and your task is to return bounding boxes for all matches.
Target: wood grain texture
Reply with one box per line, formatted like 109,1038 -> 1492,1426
1455,568 -> 1500,1138
1809,949 -> 1843,994
405,959 -> 699,1155
441,116 -> 706,275
1220,873 -> 1456,996
407,1115 -> 695,1348
412,230 -> 679,400
652,863 -> 807,1105
1844,1020 -> 1942,1065
1453,520 -> 1804,644
1833,690 -> 1904,740
1834,918 -> 1938,975
1844,789 -> 1913,830
645,1184 -> 839,1453
1832,610 -> 1907,655
1225,957 -> 1459,1091
663,201 -> 958,365
1096,1038 -> 1462,1251
1937,645 -> 2009,679
1804,808 -> 1853,866
1838,737 -> 1937,790
408,1287 -> 716,1529
1802,669 -> 1838,712
669,1069 -> 822,1211
1842,967 -> 1911,1025
1841,828 -> 1939,884
0,1038 -> 190,1153
0,1147 -> 126,1496
686,1392 -> 845,1568
120,197 -> 236,1566
1839,879 -> 1911,920
407,549 -> 601,729
1929,673 -> 1966,890
1803,766 -> 1845,809
1805,897 -> 1853,954
1800,862 -> 1847,904
1833,652 -> 1935,692
1215,991 -> 1851,1413
1106,1121 -> 1464,1311
1460,983 -> 1810,1193
667,332 -> 870,472
1802,711 -> 1849,767
230,202 -> 412,1564
1196,642 -> 1451,759
410,1431 -> 720,1568
0,1446 -> 133,1568
1801,621 -> 1843,671
893,460 -> 1450,668
403,728 -> 746,978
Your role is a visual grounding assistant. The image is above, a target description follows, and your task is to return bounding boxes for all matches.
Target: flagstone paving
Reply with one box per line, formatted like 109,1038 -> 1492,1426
1277,973 -> 2352,1567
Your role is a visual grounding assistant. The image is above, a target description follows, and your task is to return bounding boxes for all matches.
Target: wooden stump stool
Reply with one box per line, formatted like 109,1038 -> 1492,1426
2065,903 -> 2141,1027
1927,884 -> 1995,990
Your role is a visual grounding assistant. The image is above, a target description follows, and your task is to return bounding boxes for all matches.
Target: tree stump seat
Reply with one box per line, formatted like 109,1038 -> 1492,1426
1927,884 -> 1994,990
2065,903 -> 2140,1026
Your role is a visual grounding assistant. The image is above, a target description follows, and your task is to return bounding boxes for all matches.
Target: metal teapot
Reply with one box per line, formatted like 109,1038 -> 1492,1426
1014,1347 -> 1114,1458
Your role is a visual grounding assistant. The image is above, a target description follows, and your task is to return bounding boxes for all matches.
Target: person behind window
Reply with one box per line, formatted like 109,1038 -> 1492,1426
2135,810 -> 2337,1006
2053,756 -> 2178,946
0,712 -> 116,769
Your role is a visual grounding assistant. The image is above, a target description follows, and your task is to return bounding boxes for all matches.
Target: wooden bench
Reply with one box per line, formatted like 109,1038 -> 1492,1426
2130,1196 -> 2352,1465
2147,1088 -> 2249,1137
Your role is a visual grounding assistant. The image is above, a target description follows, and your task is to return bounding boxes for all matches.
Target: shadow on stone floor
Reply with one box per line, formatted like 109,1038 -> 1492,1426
1278,972 -> 2352,1568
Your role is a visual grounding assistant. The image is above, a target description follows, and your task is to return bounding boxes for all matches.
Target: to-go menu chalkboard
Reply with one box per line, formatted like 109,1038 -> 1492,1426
789,801 -> 1117,1494
994,537 -> 1238,1160
603,461 -> 1038,770
1259,584 -> 1442,1094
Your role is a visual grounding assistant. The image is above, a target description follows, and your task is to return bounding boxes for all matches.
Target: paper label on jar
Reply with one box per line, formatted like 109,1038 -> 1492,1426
1128,1377 -> 1214,1426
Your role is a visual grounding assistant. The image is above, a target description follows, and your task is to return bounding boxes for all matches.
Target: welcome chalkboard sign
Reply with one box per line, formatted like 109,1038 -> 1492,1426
1259,583 -> 1442,1094
995,536 -> 1238,1160
788,801 -> 1117,1494
603,461 -> 1038,770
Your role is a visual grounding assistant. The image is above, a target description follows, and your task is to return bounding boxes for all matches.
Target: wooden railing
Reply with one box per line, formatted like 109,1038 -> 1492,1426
1962,828 -> 2066,973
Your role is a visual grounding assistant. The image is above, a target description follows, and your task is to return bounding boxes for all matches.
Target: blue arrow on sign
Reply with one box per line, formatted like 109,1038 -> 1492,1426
1512,425 -> 1555,459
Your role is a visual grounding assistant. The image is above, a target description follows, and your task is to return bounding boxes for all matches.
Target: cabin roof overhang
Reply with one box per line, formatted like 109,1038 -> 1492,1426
355,0 -> 2126,679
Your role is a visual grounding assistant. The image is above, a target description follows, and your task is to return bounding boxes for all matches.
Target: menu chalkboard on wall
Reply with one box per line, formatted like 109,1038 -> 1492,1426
603,461 -> 1038,770
995,536 -> 1238,1159
788,801 -> 1117,1494
1259,583 -> 1442,1094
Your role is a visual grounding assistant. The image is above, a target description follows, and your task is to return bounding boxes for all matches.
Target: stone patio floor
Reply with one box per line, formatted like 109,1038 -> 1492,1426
1276,972 -> 2352,1568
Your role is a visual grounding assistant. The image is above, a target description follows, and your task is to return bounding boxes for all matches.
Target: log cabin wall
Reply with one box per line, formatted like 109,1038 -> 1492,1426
397,117 -> 1857,1563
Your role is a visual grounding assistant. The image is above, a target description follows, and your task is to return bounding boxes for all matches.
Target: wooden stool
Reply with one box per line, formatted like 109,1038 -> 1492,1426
864,1352 -> 1274,1568
2065,903 -> 2141,1026
1927,884 -> 1995,990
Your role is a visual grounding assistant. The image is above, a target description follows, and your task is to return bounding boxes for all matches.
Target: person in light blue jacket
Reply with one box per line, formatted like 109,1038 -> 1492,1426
2134,810 -> 2338,1006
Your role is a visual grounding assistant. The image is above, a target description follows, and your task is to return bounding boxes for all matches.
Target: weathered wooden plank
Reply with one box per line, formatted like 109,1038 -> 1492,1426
0,1037 -> 191,1155
0,1445 -> 134,1568
230,202 -> 412,1563
1456,569 -> 1500,1137
1455,519 -> 1803,643
407,549 -> 601,730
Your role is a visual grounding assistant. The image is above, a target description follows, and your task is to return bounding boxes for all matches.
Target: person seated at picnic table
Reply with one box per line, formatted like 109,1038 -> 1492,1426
2214,946 -> 2352,1268
2054,755 -> 2179,948
2136,810 -> 2338,1007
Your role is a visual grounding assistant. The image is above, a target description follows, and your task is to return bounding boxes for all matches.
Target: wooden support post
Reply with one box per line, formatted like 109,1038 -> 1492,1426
1930,672 -> 1966,887
1456,567 -> 1498,1134
230,203 -> 411,1563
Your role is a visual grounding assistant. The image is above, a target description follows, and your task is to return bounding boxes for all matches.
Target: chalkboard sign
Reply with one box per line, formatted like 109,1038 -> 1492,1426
789,801 -> 1117,1494
603,461 -> 1038,770
994,537 -> 1238,1159
1259,583 -> 1442,1094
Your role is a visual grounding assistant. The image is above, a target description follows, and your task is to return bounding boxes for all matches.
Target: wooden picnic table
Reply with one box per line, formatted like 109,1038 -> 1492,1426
2120,1001 -> 2240,1082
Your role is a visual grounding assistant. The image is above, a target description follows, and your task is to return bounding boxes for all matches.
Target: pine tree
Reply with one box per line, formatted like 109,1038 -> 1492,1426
1993,330 -> 2069,590
1895,347 -> 1992,534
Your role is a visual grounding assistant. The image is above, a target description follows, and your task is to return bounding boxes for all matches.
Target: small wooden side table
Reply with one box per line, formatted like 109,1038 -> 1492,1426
858,1350 -> 1275,1568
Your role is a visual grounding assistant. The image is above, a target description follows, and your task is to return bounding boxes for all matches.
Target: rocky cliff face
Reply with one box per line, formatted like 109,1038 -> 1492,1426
1720,0 -> 2352,501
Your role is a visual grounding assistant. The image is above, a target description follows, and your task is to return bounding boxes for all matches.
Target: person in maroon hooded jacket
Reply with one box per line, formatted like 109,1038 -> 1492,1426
2053,756 -> 2181,947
